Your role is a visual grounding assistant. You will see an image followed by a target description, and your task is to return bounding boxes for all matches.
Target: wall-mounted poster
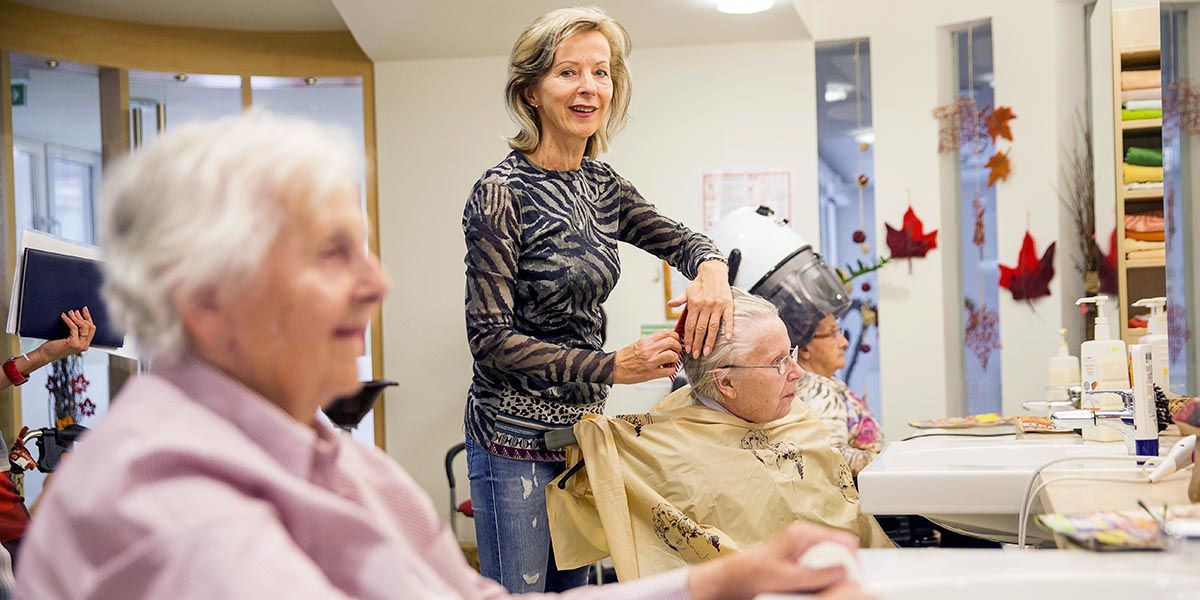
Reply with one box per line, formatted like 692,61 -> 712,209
701,170 -> 791,231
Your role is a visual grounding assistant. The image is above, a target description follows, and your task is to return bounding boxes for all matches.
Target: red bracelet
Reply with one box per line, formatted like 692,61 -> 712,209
2,358 -> 27,386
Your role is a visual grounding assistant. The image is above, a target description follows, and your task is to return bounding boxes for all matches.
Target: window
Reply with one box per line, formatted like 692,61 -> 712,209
815,40 -> 882,418
952,23 -> 1002,414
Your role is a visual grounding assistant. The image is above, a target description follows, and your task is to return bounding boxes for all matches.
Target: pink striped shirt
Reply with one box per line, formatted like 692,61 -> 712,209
15,357 -> 689,599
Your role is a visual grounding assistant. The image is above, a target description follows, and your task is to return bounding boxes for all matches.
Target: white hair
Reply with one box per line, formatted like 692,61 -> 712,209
682,288 -> 779,401
100,111 -> 361,363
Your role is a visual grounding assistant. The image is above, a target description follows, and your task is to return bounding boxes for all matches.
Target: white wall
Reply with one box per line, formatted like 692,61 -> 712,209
374,40 -> 817,515
809,1 -> 1089,439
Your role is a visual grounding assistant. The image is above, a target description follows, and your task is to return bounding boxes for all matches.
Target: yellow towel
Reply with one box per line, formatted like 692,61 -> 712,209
1124,163 -> 1163,184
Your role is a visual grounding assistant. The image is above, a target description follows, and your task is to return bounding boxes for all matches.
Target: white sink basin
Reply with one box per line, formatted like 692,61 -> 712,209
760,548 -> 1200,599
857,435 -> 1136,544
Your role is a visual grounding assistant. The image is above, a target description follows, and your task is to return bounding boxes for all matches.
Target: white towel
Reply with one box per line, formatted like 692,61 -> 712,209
1124,99 -> 1163,111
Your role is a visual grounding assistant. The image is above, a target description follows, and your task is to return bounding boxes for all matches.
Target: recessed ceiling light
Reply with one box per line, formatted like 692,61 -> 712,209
851,128 -> 875,145
717,0 -> 774,15
824,82 -> 853,103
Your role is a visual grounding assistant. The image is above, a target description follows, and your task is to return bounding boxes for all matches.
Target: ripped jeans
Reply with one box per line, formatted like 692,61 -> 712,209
465,437 -> 589,593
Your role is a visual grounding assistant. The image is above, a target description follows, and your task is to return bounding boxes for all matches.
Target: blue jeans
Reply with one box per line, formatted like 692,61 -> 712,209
465,437 -> 589,593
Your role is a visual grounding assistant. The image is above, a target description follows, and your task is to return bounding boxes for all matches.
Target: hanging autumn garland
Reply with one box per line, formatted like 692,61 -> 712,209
983,106 -> 1016,186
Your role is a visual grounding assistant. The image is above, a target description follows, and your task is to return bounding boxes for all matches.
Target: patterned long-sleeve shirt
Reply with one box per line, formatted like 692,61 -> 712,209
794,372 -> 883,476
15,356 -> 691,599
463,151 -> 721,460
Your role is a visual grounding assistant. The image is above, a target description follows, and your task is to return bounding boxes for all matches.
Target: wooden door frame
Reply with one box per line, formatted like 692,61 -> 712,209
0,1 -> 388,449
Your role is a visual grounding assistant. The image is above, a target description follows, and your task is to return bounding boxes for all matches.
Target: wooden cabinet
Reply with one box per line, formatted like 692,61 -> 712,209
1112,6 -> 1166,346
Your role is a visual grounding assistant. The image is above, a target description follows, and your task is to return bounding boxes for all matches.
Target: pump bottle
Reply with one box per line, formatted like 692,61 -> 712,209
1076,296 -> 1129,442
1046,328 -> 1080,403
1132,297 -> 1169,390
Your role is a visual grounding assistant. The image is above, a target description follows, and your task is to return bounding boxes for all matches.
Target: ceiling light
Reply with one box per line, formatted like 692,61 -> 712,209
45,59 -> 59,69
852,129 -> 875,145
824,82 -> 852,103
717,0 -> 774,15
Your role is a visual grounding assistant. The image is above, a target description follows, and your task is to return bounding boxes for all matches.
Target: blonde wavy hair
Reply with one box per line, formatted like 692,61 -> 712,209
505,6 -> 633,159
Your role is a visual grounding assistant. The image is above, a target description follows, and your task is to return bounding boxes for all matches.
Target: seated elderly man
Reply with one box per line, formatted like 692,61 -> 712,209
546,289 -> 890,581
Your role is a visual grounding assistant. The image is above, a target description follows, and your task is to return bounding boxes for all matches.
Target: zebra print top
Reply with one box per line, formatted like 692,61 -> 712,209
463,151 -> 722,461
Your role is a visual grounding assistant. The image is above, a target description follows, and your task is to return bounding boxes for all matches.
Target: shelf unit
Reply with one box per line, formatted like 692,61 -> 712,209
1112,7 -> 1166,347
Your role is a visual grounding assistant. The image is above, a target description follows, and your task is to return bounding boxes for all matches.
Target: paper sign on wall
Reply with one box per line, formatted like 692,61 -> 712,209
702,170 -> 791,231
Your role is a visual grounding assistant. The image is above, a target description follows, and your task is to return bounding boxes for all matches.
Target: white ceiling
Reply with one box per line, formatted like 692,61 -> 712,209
16,0 -> 810,59
12,0 -> 350,31
333,0 -> 809,61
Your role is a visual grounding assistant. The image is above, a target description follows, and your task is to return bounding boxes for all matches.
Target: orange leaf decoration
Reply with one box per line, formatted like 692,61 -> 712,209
986,105 -> 1016,142
985,150 -> 1011,187
885,206 -> 938,259
999,231 -> 1055,301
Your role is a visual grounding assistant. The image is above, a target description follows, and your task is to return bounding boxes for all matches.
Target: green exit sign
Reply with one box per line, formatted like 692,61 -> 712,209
10,83 -> 25,107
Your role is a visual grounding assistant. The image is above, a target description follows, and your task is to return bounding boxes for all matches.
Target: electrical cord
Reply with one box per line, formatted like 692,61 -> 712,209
1017,473 -> 1146,548
1016,454 -> 1162,548
901,432 -> 1018,441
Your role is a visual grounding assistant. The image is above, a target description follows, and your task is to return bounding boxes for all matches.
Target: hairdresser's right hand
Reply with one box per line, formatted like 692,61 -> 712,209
613,330 -> 682,384
686,522 -> 874,600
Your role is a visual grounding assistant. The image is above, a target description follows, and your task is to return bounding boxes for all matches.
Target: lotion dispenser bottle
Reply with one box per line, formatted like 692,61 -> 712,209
1046,328 -> 1080,404
1076,296 -> 1129,442
1132,297 -> 1169,390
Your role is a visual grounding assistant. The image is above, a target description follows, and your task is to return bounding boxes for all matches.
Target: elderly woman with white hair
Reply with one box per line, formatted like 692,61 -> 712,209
13,113 -> 867,600
463,6 -> 734,592
545,290 -> 889,583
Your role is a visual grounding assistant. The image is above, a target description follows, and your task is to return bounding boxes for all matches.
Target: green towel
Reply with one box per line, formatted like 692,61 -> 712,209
1125,146 -> 1163,167
1122,108 -> 1162,121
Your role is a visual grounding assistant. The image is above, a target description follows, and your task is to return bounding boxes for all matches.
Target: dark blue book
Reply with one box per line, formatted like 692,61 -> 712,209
18,248 -> 124,348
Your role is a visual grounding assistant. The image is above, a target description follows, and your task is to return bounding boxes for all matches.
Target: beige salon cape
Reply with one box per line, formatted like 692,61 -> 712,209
546,386 -> 890,581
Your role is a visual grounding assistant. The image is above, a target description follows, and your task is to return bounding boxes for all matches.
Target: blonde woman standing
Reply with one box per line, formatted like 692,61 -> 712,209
462,6 -> 734,592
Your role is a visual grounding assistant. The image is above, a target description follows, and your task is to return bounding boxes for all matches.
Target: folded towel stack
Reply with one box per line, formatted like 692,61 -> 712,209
1124,209 -> 1165,260
1120,70 -> 1163,118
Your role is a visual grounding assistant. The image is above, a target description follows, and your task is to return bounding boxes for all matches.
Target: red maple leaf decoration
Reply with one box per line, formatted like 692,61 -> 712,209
985,106 -> 1017,142
985,150 -> 1012,187
999,231 -> 1056,301
1096,228 -> 1118,295
885,206 -> 938,259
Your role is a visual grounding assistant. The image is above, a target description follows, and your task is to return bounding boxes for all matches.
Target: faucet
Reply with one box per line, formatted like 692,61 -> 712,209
1022,385 -> 1082,414
1050,389 -> 1139,454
